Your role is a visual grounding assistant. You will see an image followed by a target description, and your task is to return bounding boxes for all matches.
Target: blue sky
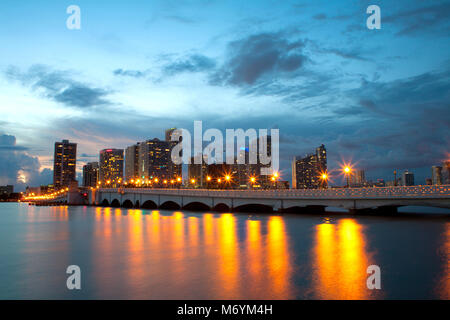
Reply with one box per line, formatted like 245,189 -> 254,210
0,0 -> 449,190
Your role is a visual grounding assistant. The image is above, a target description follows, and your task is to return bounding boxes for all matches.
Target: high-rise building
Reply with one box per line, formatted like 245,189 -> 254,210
138,138 -> 171,180
165,128 -> 177,142
125,143 -> 140,182
402,170 -> 414,186
431,166 -> 442,185
166,128 -> 182,180
443,160 -> 450,184
292,145 -> 327,189
349,169 -> 366,186
82,162 -> 99,187
53,140 -> 77,188
99,149 -> 124,187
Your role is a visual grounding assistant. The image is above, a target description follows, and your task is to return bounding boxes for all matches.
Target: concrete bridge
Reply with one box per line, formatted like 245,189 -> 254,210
94,185 -> 450,214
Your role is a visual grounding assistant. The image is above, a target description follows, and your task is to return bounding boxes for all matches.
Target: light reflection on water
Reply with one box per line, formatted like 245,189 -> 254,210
0,203 -> 448,299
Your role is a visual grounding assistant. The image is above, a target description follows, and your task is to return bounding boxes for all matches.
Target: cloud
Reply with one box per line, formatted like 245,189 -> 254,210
0,134 -> 28,151
113,69 -> 146,78
384,2 -> 450,36
313,13 -> 327,20
0,134 -> 51,190
210,32 -> 307,86
163,54 -> 216,76
5,65 -> 112,108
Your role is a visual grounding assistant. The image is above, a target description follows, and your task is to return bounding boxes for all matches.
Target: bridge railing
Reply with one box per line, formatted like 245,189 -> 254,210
99,185 -> 450,199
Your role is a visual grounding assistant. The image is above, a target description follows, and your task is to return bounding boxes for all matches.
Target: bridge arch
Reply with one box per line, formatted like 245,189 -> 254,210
213,203 -> 231,212
141,200 -> 157,209
135,200 -> 140,208
234,203 -> 273,213
160,201 -> 181,210
111,199 -> 120,208
122,199 -> 134,208
101,199 -> 109,207
183,201 -> 210,211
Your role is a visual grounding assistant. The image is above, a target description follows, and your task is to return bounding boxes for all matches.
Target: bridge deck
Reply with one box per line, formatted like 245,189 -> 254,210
100,185 -> 450,200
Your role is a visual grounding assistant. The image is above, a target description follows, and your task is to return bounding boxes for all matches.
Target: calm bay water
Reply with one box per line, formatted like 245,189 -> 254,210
0,203 -> 448,300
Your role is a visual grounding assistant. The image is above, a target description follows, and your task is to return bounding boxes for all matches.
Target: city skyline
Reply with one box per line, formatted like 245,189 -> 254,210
19,135 -> 450,192
0,0 -> 449,190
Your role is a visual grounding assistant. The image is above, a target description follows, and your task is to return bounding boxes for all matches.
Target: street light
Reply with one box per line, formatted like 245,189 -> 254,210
320,172 -> 328,189
343,166 -> 352,188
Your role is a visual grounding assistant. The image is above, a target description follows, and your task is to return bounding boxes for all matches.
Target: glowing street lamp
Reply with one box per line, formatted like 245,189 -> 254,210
225,175 -> 231,182
206,176 -> 211,182
320,172 -> 328,189
342,165 -> 352,187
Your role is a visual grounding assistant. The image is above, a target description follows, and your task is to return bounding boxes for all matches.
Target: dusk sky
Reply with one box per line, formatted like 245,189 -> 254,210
0,0 -> 449,190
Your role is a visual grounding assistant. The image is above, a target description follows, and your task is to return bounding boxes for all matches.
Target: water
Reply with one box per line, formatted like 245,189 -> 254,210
0,203 -> 448,300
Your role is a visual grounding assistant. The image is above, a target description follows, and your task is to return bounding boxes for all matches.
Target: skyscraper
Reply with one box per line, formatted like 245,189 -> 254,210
292,145 -> 327,189
99,149 -> 124,187
349,169 -> 366,186
165,128 -> 177,142
443,160 -> 450,184
125,143 -> 140,182
138,138 -> 171,180
82,162 -> 99,187
53,139 -> 77,188
166,128 -> 182,179
402,170 -> 414,186
431,166 -> 442,185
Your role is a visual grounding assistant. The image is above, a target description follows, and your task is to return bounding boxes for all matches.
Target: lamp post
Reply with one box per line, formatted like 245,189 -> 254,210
320,172 -> 328,189
344,166 -> 351,188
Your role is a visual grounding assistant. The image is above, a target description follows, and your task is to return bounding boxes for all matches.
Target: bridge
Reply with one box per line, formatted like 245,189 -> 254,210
94,185 -> 450,214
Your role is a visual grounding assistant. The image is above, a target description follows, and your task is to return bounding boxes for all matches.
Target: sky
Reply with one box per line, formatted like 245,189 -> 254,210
0,0 -> 449,190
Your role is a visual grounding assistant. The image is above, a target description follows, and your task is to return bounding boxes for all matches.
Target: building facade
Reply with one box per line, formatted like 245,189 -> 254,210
125,143 -> 140,182
138,138 -> 171,180
99,149 -> 124,187
53,140 -> 77,188
443,160 -> 450,184
292,144 -> 327,189
82,162 -> 99,187
349,169 -> 366,187
402,170 -> 414,186
431,166 -> 442,185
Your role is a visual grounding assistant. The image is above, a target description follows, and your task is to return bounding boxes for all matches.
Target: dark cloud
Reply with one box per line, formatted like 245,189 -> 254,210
163,54 -> 216,76
0,134 -> 51,190
210,32 -> 307,86
5,65 -> 111,108
0,134 -> 28,151
313,13 -> 327,20
53,85 -> 109,108
384,2 -> 450,36
113,69 -> 146,78
319,47 -> 370,62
